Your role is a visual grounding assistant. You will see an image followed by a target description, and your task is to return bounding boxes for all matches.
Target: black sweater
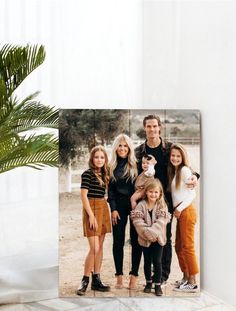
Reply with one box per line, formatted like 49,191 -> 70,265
108,157 -> 135,212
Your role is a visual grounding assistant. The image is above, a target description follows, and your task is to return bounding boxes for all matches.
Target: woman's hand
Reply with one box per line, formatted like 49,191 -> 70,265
174,209 -> 181,219
89,214 -> 98,231
111,210 -> 120,225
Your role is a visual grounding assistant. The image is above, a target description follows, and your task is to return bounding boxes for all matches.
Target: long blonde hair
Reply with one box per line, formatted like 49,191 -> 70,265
167,143 -> 189,190
144,179 -> 167,210
109,134 -> 138,182
88,145 -> 110,188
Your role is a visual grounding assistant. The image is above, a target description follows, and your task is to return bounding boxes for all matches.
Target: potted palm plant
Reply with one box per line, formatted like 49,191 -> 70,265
0,44 -> 58,174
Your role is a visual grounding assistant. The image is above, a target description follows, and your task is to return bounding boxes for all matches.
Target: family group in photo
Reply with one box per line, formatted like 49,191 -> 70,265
76,114 -> 199,297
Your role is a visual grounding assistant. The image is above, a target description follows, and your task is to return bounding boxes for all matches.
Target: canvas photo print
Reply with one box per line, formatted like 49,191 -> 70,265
59,109 -> 200,297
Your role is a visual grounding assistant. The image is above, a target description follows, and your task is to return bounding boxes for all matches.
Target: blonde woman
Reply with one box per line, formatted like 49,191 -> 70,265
76,146 -> 111,296
108,134 -> 140,289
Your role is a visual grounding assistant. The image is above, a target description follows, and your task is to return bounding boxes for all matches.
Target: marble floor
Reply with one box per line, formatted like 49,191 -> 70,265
1,251 -> 235,311
1,242 -> 235,310
0,292 -> 235,311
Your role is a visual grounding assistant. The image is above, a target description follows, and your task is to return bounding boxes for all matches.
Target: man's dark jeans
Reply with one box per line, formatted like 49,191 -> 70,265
161,219 -> 172,281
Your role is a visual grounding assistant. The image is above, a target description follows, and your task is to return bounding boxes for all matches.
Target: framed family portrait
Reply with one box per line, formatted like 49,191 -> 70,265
59,109 -> 200,298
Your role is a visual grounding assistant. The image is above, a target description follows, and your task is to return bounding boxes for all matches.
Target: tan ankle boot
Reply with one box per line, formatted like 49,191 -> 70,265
128,275 -> 137,289
115,275 -> 123,289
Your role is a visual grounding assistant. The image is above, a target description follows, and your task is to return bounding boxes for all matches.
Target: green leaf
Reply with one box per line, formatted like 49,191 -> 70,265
0,44 -> 58,174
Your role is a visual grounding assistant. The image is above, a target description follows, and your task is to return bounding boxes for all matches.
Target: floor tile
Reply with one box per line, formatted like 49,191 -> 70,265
37,298 -> 80,310
199,305 -> 236,311
0,304 -> 39,311
0,291 -> 235,311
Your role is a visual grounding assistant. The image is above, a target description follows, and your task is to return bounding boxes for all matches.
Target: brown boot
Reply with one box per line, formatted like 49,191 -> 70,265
128,275 -> 137,290
115,275 -> 123,289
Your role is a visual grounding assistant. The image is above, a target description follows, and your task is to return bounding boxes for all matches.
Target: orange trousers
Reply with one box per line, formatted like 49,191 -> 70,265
175,204 -> 199,275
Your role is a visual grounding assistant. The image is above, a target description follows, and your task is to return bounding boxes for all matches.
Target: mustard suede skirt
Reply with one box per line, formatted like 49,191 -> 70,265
83,198 -> 111,237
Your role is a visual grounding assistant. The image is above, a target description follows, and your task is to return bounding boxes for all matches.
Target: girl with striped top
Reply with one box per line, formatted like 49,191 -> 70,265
167,143 -> 199,293
76,145 -> 111,296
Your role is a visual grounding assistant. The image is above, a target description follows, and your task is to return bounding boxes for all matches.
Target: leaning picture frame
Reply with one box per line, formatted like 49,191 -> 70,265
59,109 -> 200,298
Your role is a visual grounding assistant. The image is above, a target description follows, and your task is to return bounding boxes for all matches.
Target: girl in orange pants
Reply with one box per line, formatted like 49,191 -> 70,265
168,143 -> 199,293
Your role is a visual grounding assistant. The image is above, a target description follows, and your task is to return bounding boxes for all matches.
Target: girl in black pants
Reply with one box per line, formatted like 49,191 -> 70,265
131,179 -> 171,296
108,134 -> 141,289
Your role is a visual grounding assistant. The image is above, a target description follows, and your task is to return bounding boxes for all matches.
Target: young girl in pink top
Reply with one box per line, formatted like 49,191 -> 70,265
131,179 -> 171,296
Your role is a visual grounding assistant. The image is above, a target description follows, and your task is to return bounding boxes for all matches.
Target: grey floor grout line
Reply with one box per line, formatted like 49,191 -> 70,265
27,302 -> 57,311
28,298 -> 123,311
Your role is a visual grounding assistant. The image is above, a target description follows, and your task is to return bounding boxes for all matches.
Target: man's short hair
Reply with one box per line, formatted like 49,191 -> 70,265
143,114 -> 162,127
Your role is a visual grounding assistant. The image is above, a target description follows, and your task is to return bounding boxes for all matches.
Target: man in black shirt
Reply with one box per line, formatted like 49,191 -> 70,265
135,114 -> 198,284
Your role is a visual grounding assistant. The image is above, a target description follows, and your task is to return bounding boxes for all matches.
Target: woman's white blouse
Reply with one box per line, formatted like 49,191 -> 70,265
171,166 -> 196,212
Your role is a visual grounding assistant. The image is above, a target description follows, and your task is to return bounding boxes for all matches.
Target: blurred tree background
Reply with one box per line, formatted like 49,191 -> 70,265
59,109 -> 200,192
59,109 -> 129,167
134,110 -> 200,140
59,109 -> 200,168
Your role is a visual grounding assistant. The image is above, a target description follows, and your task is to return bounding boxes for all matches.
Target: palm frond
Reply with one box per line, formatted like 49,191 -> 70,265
0,151 -> 58,173
0,44 -> 58,174
0,134 -> 58,174
0,94 -> 58,135
0,44 -> 45,96
13,103 -> 59,132
10,102 -> 58,133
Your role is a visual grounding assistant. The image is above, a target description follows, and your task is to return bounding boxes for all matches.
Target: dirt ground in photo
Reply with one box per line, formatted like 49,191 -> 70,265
59,146 -> 200,298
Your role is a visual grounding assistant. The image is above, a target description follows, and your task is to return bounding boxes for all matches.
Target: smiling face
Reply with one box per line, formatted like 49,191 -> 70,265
146,187 -> 160,203
93,150 -> 106,170
116,139 -> 130,158
142,159 -> 149,171
142,154 -> 157,171
170,148 -> 183,168
144,119 -> 161,140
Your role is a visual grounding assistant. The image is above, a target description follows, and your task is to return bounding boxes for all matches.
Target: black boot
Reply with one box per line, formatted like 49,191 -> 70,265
155,284 -> 163,296
91,273 -> 110,292
143,282 -> 152,293
76,276 -> 89,296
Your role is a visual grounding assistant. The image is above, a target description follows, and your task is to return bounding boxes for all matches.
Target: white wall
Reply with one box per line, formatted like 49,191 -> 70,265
0,0 -> 236,307
143,0 -> 236,306
1,0 -> 143,107
0,0 -> 143,293
0,168 -> 58,257
0,0 -> 143,256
